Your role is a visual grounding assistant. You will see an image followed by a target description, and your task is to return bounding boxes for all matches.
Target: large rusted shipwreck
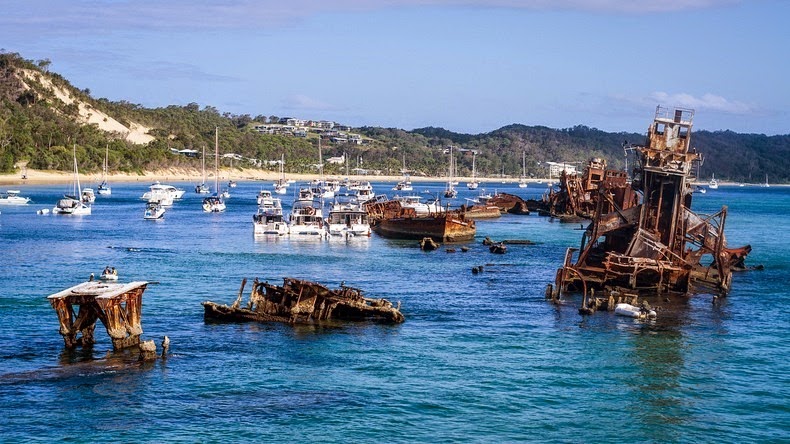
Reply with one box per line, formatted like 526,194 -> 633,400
526,158 -> 633,222
364,198 -> 476,242
47,281 -> 149,349
550,106 -> 751,307
203,278 -> 405,324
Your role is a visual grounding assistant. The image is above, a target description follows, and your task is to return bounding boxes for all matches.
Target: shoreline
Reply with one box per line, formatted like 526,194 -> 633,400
0,168 -> 781,187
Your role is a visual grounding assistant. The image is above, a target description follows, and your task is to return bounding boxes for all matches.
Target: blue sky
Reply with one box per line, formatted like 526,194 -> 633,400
2,0 -> 787,135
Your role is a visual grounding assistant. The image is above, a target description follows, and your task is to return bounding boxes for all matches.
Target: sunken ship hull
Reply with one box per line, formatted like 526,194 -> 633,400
365,199 -> 475,242
371,213 -> 475,242
203,278 -> 404,325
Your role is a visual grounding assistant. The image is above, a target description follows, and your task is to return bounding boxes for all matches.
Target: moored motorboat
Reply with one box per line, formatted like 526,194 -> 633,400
143,201 -> 166,220
0,190 -> 31,205
142,181 -> 185,201
326,198 -> 371,238
81,187 -> 96,203
253,193 -> 287,236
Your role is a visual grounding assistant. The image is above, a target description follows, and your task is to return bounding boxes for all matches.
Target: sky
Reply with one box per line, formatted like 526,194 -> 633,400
1,0 -> 788,135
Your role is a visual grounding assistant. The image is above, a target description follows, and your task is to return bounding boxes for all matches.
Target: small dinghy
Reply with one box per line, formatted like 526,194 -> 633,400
100,267 -> 119,281
614,303 -> 656,319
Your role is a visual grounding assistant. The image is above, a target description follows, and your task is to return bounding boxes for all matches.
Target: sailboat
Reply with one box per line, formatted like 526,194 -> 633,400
97,145 -> 111,195
202,127 -> 226,212
228,156 -> 237,188
444,146 -> 457,198
195,145 -> 209,194
274,154 -> 288,195
763,174 -> 770,188
393,154 -> 413,191
467,152 -> 479,190
518,151 -> 528,188
53,145 -> 91,215
708,173 -> 719,190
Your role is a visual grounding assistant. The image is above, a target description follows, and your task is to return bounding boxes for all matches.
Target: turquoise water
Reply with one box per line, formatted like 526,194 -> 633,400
0,182 -> 787,442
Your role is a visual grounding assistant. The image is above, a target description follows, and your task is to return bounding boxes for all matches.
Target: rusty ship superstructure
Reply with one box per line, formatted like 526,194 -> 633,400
552,106 -> 750,303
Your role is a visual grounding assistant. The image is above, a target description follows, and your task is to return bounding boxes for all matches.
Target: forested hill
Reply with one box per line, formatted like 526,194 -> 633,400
0,51 -> 787,183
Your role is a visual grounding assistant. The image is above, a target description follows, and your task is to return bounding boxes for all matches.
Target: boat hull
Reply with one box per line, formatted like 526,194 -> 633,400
372,214 -> 475,242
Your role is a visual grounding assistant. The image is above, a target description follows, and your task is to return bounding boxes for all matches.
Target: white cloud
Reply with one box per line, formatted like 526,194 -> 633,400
610,91 -> 756,115
281,94 -> 334,111
647,91 -> 755,114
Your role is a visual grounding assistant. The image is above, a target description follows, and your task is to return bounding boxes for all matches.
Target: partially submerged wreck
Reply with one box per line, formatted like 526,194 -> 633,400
550,106 -> 751,308
526,158 -> 633,222
203,278 -> 405,324
47,281 -> 149,349
365,198 -> 475,242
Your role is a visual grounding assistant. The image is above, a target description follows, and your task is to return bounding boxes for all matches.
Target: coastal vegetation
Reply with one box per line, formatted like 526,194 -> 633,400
0,51 -> 787,183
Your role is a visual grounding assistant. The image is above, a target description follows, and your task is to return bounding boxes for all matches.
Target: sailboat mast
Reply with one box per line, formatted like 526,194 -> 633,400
318,137 -> 323,180
73,144 -> 81,196
214,127 -> 219,194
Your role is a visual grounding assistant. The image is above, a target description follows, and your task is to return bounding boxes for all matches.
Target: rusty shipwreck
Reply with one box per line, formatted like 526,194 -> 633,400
551,106 -> 751,305
364,197 -> 476,242
203,278 -> 405,324
47,281 -> 149,349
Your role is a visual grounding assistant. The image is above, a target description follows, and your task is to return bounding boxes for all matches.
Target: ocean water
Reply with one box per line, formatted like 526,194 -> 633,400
0,181 -> 787,442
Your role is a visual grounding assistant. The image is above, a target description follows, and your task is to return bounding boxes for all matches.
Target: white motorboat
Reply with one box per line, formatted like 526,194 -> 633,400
326,197 -> 371,238
253,197 -> 288,236
142,181 -> 186,201
97,145 -> 111,195
228,180 -> 237,188
393,195 -> 443,216
143,201 -> 166,220
257,189 -> 275,207
288,190 -> 325,237
81,187 -> 96,203
614,303 -> 656,319
53,145 -> 91,216
100,267 -> 119,281
202,127 -> 226,213
0,190 -> 31,205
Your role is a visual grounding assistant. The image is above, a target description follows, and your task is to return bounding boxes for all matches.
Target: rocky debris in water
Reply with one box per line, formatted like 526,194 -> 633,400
420,237 -> 439,251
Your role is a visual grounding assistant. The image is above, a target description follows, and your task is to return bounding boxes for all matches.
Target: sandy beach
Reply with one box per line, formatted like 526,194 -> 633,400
0,167 -> 554,186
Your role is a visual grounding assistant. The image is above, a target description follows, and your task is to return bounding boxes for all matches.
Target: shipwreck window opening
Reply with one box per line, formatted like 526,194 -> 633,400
679,126 -> 689,139
655,123 -> 665,135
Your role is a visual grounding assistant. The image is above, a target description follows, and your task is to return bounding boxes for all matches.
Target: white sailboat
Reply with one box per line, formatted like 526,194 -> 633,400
467,152 -> 479,190
518,151 -> 528,188
195,145 -> 210,194
444,146 -> 457,198
53,145 -> 91,215
97,145 -> 111,195
202,127 -> 226,213
393,155 -> 413,191
708,173 -> 719,190
274,154 -> 288,195
763,174 -> 770,188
